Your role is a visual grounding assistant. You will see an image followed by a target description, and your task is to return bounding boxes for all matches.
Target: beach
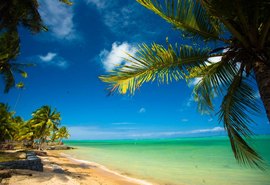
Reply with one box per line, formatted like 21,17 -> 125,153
64,137 -> 270,185
1,150 -> 153,185
2,136 -> 270,185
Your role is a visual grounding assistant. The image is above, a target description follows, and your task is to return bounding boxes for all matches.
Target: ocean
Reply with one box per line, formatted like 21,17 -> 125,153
64,136 -> 270,185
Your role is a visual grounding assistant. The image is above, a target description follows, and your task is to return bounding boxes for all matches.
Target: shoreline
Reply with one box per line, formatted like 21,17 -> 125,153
60,152 -> 154,185
2,150 -> 156,185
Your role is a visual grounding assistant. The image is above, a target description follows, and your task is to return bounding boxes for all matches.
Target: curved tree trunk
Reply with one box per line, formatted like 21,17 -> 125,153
38,138 -> 44,150
253,61 -> 270,121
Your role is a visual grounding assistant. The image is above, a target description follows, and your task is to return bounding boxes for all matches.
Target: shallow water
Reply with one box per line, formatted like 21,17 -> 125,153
64,136 -> 270,185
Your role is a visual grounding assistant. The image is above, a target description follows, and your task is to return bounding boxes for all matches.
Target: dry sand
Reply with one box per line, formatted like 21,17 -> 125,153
1,150 -> 154,185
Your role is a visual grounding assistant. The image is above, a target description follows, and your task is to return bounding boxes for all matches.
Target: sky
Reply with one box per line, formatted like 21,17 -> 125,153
1,0 -> 269,140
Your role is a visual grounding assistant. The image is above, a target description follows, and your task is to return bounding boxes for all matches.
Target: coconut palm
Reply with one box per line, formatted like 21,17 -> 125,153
54,126 -> 70,144
0,0 -> 72,32
100,0 -> 270,168
0,31 -> 30,93
0,0 -> 44,93
10,116 -> 24,140
16,119 -> 37,148
0,0 -> 72,93
29,105 -> 61,150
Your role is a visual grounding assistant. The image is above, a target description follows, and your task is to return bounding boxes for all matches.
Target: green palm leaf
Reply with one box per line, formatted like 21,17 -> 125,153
137,0 -> 224,41
60,0 -> 73,5
0,31 -> 31,93
190,60 -> 237,113
218,73 -> 264,168
100,42 -> 210,94
30,105 -> 61,139
190,60 -> 264,168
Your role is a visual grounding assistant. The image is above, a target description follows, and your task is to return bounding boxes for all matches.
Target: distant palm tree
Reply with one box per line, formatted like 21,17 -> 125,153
16,119 -> 37,148
29,105 -> 61,150
54,126 -> 70,144
100,0 -> 270,168
10,116 -> 24,139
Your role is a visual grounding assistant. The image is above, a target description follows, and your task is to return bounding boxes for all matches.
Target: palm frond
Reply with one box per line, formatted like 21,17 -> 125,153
100,42 -> 210,95
59,0 -> 73,5
218,73 -> 264,168
0,31 -> 31,92
137,0 -> 224,41
1,67 -> 15,93
190,60 -> 238,114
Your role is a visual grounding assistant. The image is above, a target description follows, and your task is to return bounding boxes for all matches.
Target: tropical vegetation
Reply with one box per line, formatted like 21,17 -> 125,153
0,0 -> 72,93
0,104 -> 70,150
0,103 -> 16,141
52,126 -> 71,145
100,0 -> 270,169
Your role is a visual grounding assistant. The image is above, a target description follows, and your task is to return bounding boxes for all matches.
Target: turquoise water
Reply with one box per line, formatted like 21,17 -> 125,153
64,136 -> 270,185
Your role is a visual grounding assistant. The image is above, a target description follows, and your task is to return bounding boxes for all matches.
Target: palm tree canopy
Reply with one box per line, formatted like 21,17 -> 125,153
0,0 -> 72,93
0,0 -> 73,32
16,120 -> 35,141
0,31 -> 30,93
55,126 -> 70,141
100,0 -> 270,169
29,105 -> 61,139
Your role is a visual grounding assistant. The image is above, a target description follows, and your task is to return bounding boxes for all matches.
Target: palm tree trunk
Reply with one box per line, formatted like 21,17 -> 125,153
38,138 -> 44,150
253,61 -> 270,121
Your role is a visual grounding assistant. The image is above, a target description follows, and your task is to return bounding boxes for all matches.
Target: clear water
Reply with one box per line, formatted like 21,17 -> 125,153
64,136 -> 270,185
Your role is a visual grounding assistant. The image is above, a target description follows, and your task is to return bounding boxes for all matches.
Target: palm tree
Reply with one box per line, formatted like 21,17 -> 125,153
29,105 -> 61,150
16,119 -> 37,148
0,0 -> 44,93
0,0 -> 72,32
10,116 -> 24,140
0,31 -> 30,93
54,126 -> 70,144
0,103 -> 15,142
100,0 -> 270,168
0,0 -> 72,93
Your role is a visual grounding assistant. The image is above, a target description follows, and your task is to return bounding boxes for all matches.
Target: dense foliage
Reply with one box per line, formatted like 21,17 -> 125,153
0,103 -> 70,149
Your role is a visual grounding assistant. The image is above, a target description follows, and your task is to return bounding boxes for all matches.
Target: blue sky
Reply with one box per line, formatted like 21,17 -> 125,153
1,0 -> 269,139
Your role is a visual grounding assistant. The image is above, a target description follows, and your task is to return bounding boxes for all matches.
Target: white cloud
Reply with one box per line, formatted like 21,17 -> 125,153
39,0 -> 75,39
85,1 -> 140,34
68,126 -> 115,140
186,96 -> 195,107
39,52 -> 57,62
188,127 -> 224,134
103,7 -> 134,30
100,42 -> 137,71
189,77 -> 202,87
177,96 -> 195,112
208,56 -> 222,63
130,127 -> 225,138
68,126 -> 225,140
68,126 -> 137,140
208,118 -> 213,122
38,52 -> 68,69
187,55 -> 223,87
139,108 -> 146,113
